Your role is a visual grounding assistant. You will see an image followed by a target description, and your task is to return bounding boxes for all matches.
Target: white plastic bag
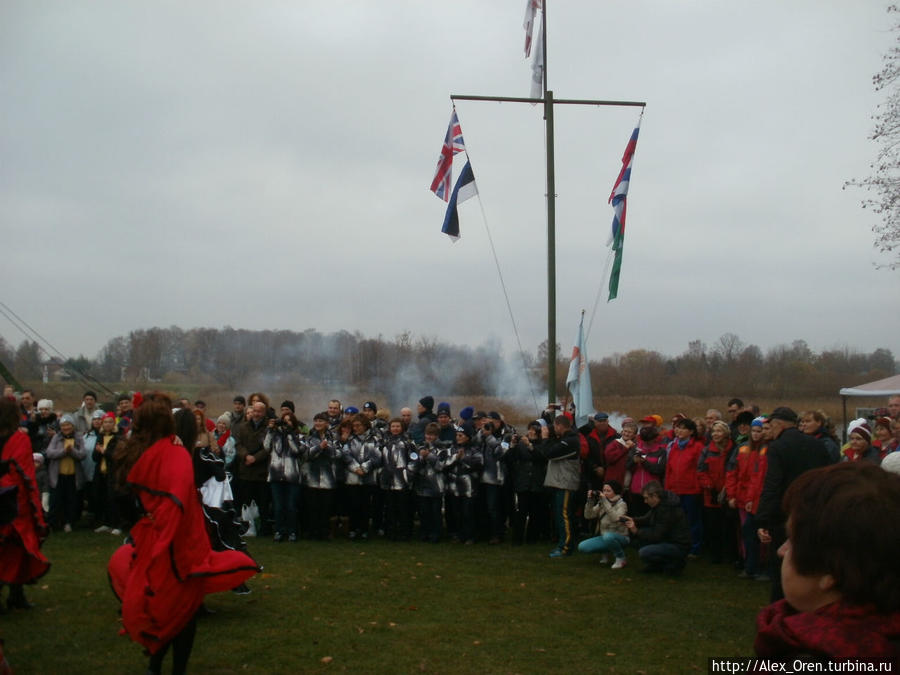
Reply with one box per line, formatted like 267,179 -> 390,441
241,500 -> 259,537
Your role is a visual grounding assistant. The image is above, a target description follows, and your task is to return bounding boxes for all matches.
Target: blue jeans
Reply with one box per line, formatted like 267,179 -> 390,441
639,542 -> 687,572
578,532 -> 629,558
270,481 -> 300,537
678,494 -> 703,554
552,489 -> 575,553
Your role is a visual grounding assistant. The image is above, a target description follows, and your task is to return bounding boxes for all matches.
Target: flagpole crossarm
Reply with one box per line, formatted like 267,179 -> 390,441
451,94 -> 544,105
554,98 -> 646,108
450,94 -> 647,109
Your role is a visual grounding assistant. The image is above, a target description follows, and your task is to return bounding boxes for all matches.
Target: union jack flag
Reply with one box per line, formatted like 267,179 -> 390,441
429,108 -> 466,201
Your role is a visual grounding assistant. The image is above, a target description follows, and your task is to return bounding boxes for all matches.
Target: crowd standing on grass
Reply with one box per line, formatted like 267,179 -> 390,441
1,387 -> 900,664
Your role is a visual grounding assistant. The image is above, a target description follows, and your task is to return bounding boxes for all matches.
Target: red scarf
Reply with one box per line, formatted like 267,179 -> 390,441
216,429 -> 231,449
755,599 -> 900,662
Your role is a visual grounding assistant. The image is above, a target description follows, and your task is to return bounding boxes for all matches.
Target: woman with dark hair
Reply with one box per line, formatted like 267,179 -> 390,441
755,462 -> 900,661
578,480 -> 630,568
108,392 -> 258,675
265,412 -> 302,542
664,417 -> 705,557
872,417 -> 895,460
0,397 -> 49,609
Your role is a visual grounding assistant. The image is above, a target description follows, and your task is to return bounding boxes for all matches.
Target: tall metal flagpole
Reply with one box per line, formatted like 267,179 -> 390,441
542,2 -> 558,405
450,1 -> 645,407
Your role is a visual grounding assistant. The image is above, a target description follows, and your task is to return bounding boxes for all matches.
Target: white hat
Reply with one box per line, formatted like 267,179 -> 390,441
881,452 -> 900,476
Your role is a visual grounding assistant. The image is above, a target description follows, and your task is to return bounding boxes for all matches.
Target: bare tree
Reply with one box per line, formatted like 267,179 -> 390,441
846,5 -> 900,269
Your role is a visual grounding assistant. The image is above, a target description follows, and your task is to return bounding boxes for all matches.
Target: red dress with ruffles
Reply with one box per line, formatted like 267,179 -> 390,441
0,432 -> 50,584
108,437 -> 258,654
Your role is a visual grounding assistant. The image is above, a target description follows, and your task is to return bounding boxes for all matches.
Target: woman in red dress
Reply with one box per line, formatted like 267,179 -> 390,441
0,397 -> 50,609
108,393 -> 258,675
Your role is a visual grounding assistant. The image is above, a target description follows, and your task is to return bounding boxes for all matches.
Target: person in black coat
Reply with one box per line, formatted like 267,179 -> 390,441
756,406 -> 832,601
623,480 -> 692,575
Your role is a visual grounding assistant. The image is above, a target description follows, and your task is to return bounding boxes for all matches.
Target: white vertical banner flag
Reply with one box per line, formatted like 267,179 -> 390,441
565,313 -> 596,428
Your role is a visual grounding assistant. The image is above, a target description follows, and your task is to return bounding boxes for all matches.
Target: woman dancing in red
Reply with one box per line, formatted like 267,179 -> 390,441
0,396 -> 50,610
108,393 -> 258,674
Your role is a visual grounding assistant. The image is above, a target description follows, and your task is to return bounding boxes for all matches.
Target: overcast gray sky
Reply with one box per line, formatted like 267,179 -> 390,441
2,1 -> 898,367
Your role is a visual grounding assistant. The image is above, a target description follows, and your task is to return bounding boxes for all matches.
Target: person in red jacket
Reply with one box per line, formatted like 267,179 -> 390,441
603,420 -> 636,486
0,397 -> 50,610
698,420 -> 735,563
664,417 -> 704,556
728,416 -> 769,579
108,393 -> 258,675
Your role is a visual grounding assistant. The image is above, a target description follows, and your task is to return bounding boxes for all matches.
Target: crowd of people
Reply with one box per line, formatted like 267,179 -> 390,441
2,386 -> 900,666
9,389 -> 900,563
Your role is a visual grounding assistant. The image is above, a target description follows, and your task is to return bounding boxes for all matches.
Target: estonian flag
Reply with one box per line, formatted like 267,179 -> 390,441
441,160 -> 478,241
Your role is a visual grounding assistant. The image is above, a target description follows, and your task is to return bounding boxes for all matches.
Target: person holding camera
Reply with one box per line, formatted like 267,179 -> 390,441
621,480 -> 691,575
625,425 -> 667,518
507,421 -> 550,545
578,480 -> 630,568
265,413 -> 303,542
478,413 -> 512,545
539,413 -> 581,558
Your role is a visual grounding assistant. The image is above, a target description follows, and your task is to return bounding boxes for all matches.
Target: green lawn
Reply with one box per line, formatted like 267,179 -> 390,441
3,530 -> 768,673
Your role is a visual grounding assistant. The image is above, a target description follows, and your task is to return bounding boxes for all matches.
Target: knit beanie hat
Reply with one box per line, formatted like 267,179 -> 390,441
847,418 -> 871,442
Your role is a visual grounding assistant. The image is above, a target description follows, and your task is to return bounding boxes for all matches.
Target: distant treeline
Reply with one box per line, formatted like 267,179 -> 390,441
2,328 -> 896,400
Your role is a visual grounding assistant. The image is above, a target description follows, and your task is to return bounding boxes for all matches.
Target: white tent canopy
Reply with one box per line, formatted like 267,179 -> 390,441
838,373 -> 900,442
839,373 -> 900,397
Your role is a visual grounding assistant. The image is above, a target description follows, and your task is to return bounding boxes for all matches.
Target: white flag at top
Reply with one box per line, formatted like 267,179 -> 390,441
523,0 -> 542,57
529,18 -> 544,99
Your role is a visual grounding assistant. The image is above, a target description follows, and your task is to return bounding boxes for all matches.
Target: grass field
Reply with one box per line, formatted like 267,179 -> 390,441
3,528 -> 770,674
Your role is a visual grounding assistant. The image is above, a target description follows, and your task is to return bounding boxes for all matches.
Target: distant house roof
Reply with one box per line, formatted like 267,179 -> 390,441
839,373 -> 900,397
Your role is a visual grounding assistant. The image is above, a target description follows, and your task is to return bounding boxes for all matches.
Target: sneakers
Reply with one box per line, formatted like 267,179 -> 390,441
288,533 -> 297,543
598,554 -> 609,564
110,528 -> 122,536
94,525 -> 111,533
549,548 -> 570,558
274,532 -> 284,543
611,558 -> 627,569
63,524 -> 72,533
232,584 -> 251,595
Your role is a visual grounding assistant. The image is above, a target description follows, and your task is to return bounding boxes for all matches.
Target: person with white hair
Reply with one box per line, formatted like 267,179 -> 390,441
45,414 -> 86,532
